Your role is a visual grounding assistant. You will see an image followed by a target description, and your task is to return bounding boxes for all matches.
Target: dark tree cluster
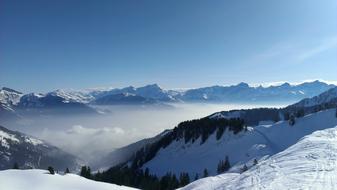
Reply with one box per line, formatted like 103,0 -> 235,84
217,156 -> 230,174
47,166 -> 55,175
80,166 -> 92,179
89,165 -> 193,190
217,108 -> 280,126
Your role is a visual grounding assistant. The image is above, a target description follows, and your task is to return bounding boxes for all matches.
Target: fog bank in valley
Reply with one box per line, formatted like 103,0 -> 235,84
2,103 -> 286,162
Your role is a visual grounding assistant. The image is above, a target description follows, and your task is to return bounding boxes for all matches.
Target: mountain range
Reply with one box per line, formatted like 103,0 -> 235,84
0,80 -> 335,118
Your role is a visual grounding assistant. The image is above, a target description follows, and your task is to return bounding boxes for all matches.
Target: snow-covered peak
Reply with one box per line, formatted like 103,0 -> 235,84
48,89 -> 94,103
0,87 -> 23,106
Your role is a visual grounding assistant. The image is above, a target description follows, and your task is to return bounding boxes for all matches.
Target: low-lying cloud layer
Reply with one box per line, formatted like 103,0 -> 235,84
2,103 -> 285,162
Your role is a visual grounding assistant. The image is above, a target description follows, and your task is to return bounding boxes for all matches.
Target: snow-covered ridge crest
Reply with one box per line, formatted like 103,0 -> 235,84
180,125 -> 337,190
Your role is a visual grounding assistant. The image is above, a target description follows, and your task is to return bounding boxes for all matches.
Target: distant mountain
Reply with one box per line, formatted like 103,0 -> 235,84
16,92 -> 96,115
90,84 -> 178,102
289,86 -> 337,108
93,93 -> 157,105
0,87 -> 23,112
0,125 -> 82,171
1,81 -> 334,115
85,80 -> 336,104
48,89 -> 94,104
180,126 -> 337,190
180,80 -> 335,102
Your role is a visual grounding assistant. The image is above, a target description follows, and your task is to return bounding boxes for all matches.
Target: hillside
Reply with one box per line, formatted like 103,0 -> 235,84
0,125 -> 82,171
180,125 -> 337,190
142,108 -> 337,177
0,169 -> 137,190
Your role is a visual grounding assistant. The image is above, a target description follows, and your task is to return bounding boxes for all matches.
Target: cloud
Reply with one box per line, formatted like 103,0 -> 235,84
249,36 -> 337,65
66,125 -> 125,135
297,37 -> 337,62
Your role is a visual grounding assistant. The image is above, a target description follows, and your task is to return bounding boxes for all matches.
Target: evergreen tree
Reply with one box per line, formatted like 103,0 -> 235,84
47,166 -> 55,175
144,168 -> 149,177
203,168 -> 208,177
194,173 -> 199,181
284,112 -> 290,120
179,172 -> 190,187
217,160 -> 223,174
241,164 -> 248,173
80,166 -> 92,179
253,159 -> 258,165
289,114 -> 295,126
224,156 -> 230,171
65,168 -> 70,174
296,109 -> 305,118
217,156 -> 230,174
13,162 -> 19,169
216,127 -> 224,140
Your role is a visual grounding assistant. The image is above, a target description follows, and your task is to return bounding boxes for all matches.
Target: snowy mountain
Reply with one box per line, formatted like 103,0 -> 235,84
139,109 -> 337,177
48,89 -> 94,104
0,169 -> 136,190
180,125 -> 337,190
0,125 -> 82,171
0,87 -> 23,116
93,93 -> 157,105
89,84 -> 178,102
1,81 -> 334,110
17,92 -> 96,114
180,80 -> 334,102
289,86 -> 337,108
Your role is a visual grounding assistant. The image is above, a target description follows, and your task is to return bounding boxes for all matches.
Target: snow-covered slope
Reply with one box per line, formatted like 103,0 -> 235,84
0,125 -> 82,170
17,92 -> 96,114
142,109 -> 337,177
0,87 -> 22,113
92,129 -> 171,170
290,86 -> 337,108
48,89 -> 94,104
180,126 -> 337,190
0,169 -> 136,190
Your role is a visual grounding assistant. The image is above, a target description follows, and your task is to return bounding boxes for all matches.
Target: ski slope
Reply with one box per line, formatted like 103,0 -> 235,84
143,109 -> 337,176
180,126 -> 337,190
0,169 -> 137,190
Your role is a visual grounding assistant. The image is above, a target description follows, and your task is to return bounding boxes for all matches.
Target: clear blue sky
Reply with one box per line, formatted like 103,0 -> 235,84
1,0 -> 336,93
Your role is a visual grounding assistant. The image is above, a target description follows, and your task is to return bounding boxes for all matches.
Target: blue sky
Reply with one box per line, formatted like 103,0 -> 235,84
1,0 -> 336,92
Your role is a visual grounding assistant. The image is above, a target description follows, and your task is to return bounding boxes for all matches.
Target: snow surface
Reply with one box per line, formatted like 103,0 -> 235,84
180,126 -> 337,190
142,109 -> 337,177
0,169 -> 137,190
